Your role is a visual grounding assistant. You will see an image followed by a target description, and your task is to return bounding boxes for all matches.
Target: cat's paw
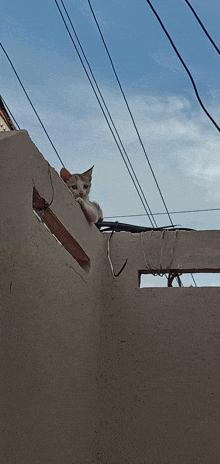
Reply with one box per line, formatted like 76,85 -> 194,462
76,197 -> 85,207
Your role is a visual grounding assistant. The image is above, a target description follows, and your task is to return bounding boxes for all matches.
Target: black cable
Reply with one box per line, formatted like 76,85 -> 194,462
0,95 -> 21,129
89,0 -> 198,286
60,1 -> 197,286
88,0 -> 175,229
191,274 -> 197,287
54,0 -> 157,227
59,0 -> 157,227
183,6 -> 220,275
105,207 -> 220,219
145,0 -> 220,133
184,0 -> 220,56
0,43 -> 65,167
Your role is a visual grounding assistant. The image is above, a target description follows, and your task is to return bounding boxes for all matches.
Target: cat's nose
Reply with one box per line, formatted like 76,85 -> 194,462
79,192 -> 84,198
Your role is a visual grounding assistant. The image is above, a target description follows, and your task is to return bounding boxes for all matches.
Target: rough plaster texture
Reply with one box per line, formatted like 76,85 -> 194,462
1,130 -> 220,463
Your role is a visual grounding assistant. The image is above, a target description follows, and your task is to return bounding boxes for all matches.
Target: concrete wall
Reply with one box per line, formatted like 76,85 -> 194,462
1,130 -> 220,463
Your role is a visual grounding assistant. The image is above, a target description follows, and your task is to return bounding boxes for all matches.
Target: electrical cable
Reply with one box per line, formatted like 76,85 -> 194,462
77,1 -> 195,285
191,274 -> 197,287
185,5 -> 220,262
183,0 -> 220,56
88,3 -> 199,289
57,0 -> 181,280
87,0 -> 175,228
105,207 -> 220,219
59,0 -> 158,227
145,0 -> 220,133
0,95 -> 20,129
87,2 -> 190,288
58,0 -> 183,280
54,0 -> 157,227
87,2 -> 199,286
87,2 -> 191,290
0,43 -> 65,167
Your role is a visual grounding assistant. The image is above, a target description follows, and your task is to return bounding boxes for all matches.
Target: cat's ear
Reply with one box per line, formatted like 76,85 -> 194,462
60,167 -> 71,183
82,165 -> 94,181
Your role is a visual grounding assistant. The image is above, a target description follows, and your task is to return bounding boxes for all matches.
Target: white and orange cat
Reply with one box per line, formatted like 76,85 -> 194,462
60,166 -> 103,223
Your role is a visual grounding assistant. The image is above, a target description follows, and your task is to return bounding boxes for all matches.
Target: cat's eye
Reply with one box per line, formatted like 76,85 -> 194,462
84,184 -> 89,189
71,185 -> 77,190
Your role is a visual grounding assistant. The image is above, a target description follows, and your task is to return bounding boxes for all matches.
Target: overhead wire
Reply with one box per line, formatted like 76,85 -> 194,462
183,0 -> 220,56
0,43 -> 65,167
87,0 -> 195,286
56,0 -> 186,284
105,207 -> 220,219
143,0 -> 220,288
87,1 -> 199,286
184,8 -> 220,264
87,0 -> 175,229
61,0 -> 159,227
145,0 -> 220,133
54,0 -> 157,227
57,0 -> 200,285
0,95 -> 20,129
87,0 -> 190,287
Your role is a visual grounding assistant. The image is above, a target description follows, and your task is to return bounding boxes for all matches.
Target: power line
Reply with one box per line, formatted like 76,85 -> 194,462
0,42 -> 65,168
0,95 -> 20,129
54,0 -> 157,227
56,0 -> 184,282
66,0 -> 197,286
59,0 -> 158,227
105,207 -> 220,219
184,0 -> 220,56
145,0 -> 220,133
87,0 -> 175,229
184,4 -> 220,272
87,1 -> 193,286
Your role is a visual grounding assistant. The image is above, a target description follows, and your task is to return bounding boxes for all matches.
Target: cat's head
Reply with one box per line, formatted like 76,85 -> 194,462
60,166 -> 94,200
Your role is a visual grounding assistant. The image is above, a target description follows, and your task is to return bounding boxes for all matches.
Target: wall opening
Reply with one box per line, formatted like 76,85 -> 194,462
139,271 -> 220,288
33,187 -> 90,272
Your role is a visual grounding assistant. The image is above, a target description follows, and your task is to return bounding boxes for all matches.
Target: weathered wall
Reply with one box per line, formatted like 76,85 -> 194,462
0,130 -> 110,463
1,130 -> 220,464
96,232 -> 220,463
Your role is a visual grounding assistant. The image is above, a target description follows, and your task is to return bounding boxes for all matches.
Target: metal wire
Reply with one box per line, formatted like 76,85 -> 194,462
0,43 -> 65,167
184,0 -> 220,56
145,0 -> 220,133
54,0 -> 157,227
88,0 -> 175,228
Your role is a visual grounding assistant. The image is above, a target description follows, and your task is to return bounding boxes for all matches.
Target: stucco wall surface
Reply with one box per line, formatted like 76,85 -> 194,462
0,130 -> 109,463
1,130 -> 220,464
97,282 -> 220,463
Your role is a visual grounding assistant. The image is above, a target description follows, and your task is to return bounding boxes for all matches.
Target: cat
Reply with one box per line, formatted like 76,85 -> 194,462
60,166 -> 103,223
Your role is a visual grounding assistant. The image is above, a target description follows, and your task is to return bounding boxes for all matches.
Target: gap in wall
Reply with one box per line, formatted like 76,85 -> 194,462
140,272 -> 220,288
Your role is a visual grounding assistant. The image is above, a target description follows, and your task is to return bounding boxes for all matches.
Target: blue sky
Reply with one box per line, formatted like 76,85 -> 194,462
1,0 -> 220,285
